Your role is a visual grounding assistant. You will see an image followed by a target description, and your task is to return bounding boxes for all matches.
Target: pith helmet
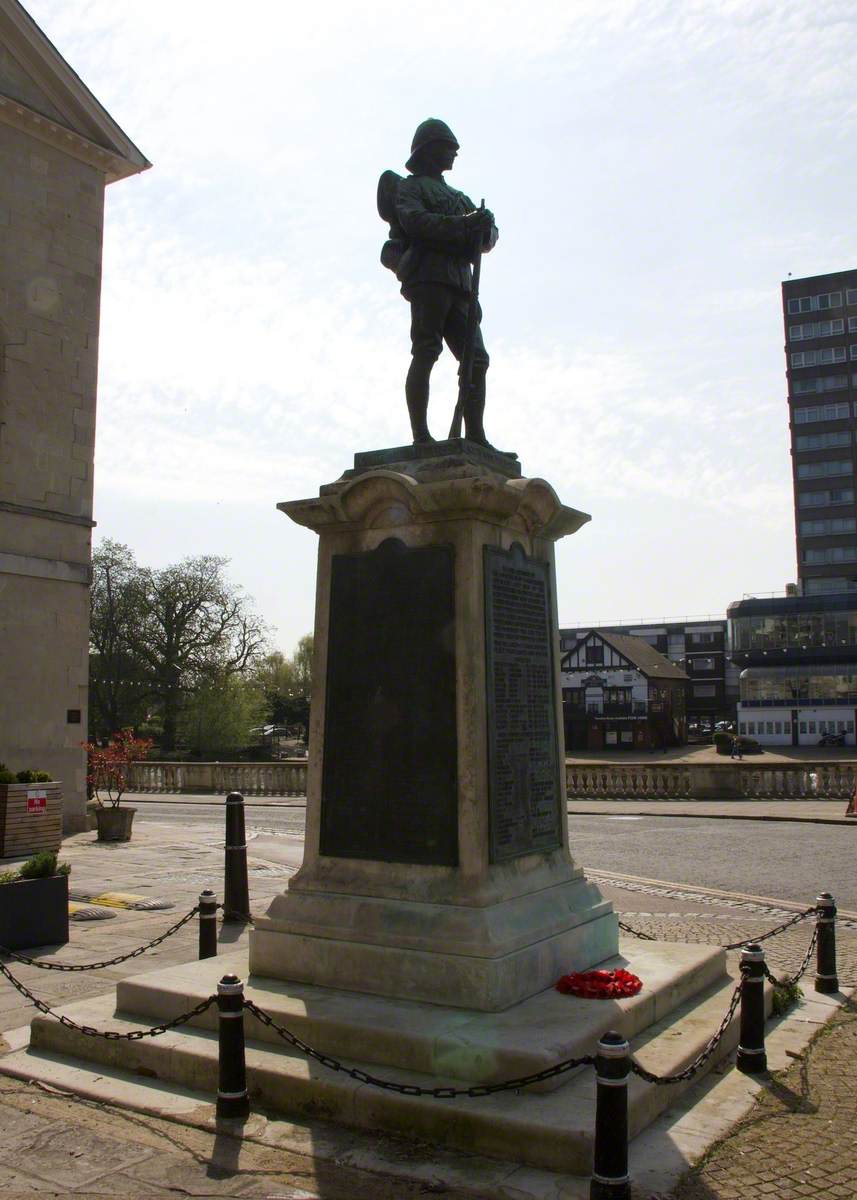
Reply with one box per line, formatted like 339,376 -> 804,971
406,118 -> 459,171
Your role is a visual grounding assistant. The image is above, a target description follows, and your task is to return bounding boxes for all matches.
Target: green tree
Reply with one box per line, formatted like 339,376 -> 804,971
179,673 -> 266,758
89,543 -> 267,752
252,635 -> 313,732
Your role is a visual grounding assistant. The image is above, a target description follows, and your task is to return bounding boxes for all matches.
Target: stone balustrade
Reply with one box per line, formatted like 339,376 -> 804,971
566,760 -> 857,800
128,760 -> 308,797
129,758 -> 856,802
566,764 -> 694,799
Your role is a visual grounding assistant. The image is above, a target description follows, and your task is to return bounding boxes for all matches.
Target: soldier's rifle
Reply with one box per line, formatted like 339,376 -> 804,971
448,200 -> 485,440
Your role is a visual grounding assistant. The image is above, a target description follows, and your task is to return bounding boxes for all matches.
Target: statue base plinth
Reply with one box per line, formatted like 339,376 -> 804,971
346,436 -> 521,479
253,866 -> 616,1011
254,448 -> 616,1011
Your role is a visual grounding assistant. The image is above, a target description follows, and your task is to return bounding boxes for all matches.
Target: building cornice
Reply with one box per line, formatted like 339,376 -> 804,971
0,498 -> 95,528
0,0 -> 150,182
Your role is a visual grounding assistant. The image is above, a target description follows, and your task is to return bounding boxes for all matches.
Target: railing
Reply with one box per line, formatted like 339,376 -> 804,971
566,764 -> 694,798
128,761 -> 308,797
739,763 -> 856,799
565,761 -> 857,800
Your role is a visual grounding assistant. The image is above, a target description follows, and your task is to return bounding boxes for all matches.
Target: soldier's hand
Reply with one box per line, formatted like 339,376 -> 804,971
464,208 -> 494,230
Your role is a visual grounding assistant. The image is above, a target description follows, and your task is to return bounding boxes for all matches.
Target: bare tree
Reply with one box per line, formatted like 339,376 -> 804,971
132,555 -> 267,751
89,540 -> 149,739
90,545 -> 267,751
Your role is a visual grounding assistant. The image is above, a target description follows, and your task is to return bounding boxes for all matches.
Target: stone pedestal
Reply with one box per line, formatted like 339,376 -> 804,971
250,441 -> 618,1010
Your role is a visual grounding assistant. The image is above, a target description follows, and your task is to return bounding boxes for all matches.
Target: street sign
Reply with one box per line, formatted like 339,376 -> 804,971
27,790 -> 47,814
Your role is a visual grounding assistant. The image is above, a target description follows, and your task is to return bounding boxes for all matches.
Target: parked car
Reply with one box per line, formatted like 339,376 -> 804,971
819,731 -> 845,747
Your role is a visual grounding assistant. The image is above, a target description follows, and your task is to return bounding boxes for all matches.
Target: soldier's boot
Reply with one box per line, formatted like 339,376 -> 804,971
462,366 -> 488,445
406,356 -> 435,444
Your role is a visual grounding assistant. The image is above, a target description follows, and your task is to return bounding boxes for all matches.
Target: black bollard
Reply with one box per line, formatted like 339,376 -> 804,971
198,889 -> 218,960
815,892 -> 839,994
590,1031 -> 631,1200
736,943 -> 767,1074
224,791 -> 250,923
216,973 -> 250,1120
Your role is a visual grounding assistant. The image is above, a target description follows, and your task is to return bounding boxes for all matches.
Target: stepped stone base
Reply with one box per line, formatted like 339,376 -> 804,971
251,868 -> 617,1011
27,938 -> 755,1175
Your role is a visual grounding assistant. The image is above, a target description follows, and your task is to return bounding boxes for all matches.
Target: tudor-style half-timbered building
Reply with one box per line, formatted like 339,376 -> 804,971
560,630 -> 689,752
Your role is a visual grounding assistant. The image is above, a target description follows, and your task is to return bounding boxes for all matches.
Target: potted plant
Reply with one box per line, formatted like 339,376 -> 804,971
84,729 -> 153,842
0,764 -> 62,857
0,850 -> 70,950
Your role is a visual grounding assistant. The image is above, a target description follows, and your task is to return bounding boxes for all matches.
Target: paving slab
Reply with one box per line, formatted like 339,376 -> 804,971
1,816 -> 856,1196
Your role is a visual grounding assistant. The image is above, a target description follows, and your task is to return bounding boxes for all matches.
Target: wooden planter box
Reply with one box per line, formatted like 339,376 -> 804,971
0,782 -> 63,857
0,873 -> 69,950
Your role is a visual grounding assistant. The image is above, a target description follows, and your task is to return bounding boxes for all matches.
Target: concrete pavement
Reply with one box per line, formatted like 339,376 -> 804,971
0,816 -> 855,1197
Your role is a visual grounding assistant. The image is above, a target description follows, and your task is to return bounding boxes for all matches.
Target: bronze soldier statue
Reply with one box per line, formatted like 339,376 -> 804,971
378,119 -> 498,446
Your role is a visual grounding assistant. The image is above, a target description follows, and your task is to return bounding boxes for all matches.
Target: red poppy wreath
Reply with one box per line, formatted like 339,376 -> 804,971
555,968 -> 643,999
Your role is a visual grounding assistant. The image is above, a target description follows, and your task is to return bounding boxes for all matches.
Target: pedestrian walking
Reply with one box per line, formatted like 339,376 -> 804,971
731,733 -> 743,760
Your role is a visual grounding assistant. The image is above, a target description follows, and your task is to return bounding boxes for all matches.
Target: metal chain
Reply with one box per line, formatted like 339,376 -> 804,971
630,974 -> 744,1086
0,959 -> 215,1040
618,920 -> 656,940
763,926 -> 819,989
0,906 -> 201,971
621,907 -> 816,951
243,999 -> 594,1097
722,907 -> 816,951
221,908 -> 254,924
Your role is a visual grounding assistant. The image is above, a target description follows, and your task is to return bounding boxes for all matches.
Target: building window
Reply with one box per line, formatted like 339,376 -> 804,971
797,487 -> 855,508
693,684 -> 716,697
800,517 -> 857,537
738,722 -> 746,734
790,319 -> 845,340
849,720 -> 855,732
585,643 -> 604,665
799,721 -> 807,734
804,577 -> 857,594
688,631 -> 718,644
808,721 -> 816,733
788,291 -> 843,314
850,316 -> 857,332
766,721 -> 773,734
791,347 -> 847,368
748,722 -> 756,734
690,657 -> 716,671
794,431 -> 851,451
793,375 -> 848,395
848,289 -> 857,305
797,461 -> 853,480
803,546 -> 857,564
784,721 -> 791,734
794,402 -> 850,424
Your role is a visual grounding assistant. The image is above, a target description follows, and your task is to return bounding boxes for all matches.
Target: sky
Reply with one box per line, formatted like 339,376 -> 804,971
27,0 -> 857,651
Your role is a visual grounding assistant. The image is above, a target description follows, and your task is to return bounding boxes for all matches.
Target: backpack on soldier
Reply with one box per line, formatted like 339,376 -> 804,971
377,169 -> 413,279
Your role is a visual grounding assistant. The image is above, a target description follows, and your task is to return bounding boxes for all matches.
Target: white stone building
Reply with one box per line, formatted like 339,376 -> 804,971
0,0 -> 148,828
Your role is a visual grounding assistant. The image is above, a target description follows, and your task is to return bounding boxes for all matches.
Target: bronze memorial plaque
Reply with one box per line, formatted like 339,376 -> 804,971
320,538 -> 458,866
484,544 -> 562,862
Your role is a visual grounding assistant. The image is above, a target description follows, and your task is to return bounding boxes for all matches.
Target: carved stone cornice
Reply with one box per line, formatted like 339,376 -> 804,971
279,465 -> 590,543
0,0 -> 149,182
0,94 -> 138,180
